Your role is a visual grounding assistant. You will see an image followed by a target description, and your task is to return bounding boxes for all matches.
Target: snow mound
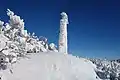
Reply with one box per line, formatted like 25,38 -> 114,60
1,53 -> 99,80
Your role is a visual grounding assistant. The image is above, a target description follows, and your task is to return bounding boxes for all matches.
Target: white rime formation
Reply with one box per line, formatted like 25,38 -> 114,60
1,9 -> 119,80
59,12 -> 69,54
0,9 -> 58,65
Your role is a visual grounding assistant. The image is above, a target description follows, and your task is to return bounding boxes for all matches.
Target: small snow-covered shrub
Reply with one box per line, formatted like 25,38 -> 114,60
90,58 -> 120,80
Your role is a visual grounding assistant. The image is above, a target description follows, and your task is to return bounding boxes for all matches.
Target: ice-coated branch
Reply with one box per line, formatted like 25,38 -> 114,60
7,9 -> 14,18
0,20 -> 4,27
7,9 -> 24,30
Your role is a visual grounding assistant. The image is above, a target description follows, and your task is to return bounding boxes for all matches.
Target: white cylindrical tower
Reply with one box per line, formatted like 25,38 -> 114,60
59,12 -> 69,54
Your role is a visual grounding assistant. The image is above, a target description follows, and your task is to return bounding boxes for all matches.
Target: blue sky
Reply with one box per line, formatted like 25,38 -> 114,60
0,0 -> 120,59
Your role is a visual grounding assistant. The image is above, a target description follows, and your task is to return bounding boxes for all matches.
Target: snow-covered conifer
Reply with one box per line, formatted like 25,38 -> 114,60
7,9 -> 24,30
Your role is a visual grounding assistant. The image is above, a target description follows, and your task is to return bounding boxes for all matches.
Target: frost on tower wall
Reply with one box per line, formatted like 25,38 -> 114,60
59,12 -> 69,54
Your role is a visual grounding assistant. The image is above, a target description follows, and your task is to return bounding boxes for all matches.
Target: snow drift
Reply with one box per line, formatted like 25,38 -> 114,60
1,53 -> 100,80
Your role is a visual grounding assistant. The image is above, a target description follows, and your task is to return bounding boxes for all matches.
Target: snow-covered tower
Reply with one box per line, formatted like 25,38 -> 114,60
59,12 -> 69,54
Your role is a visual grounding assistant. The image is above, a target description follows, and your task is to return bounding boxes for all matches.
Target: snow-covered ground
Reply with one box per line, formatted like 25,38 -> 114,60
1,53 -> 99,80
